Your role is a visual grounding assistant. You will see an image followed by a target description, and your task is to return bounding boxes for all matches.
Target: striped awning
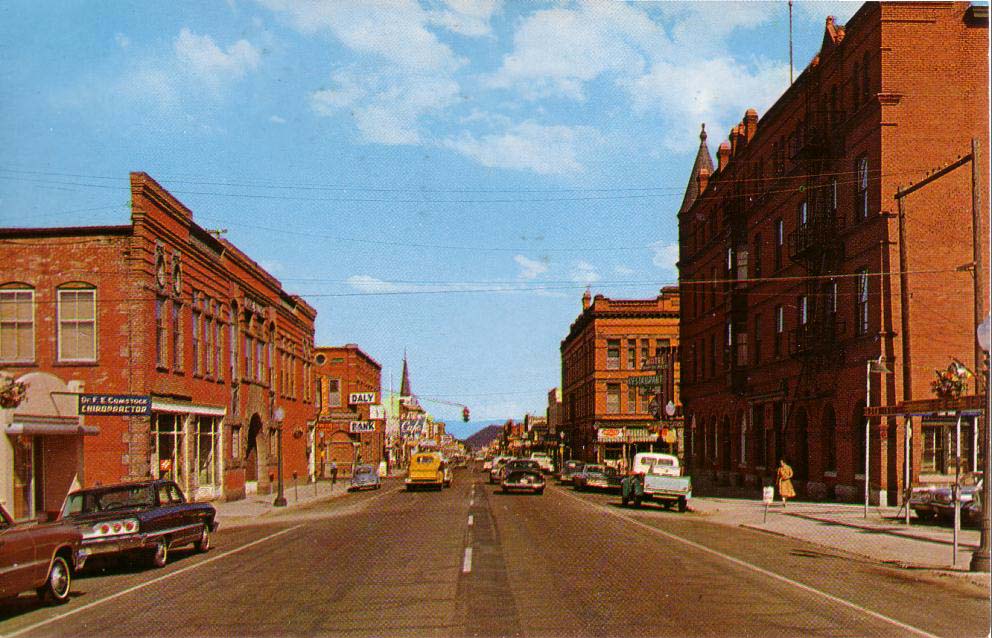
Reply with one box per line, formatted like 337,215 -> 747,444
596,426 -> 658,443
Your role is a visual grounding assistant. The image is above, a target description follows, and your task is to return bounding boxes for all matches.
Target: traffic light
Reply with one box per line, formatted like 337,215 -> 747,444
462,407 -> 470,422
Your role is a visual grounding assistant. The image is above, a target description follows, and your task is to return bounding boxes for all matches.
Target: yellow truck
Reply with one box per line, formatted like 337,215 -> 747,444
405,453 -> 445,491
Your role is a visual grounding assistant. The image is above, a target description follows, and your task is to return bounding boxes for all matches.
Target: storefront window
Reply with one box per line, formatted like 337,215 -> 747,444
196,417 -> 219,489
152,413 -> 183,483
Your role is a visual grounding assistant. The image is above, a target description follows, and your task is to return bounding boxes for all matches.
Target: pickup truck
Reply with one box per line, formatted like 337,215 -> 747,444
529,453 -> 554,474
619,453 -> 691,512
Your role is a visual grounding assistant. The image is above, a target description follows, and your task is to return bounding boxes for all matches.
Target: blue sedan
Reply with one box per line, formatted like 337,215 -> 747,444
349,465 -> 382,491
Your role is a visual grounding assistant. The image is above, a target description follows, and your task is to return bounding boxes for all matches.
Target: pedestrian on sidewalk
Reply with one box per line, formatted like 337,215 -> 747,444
777,459 -> 795,506
330,460 -> 338,485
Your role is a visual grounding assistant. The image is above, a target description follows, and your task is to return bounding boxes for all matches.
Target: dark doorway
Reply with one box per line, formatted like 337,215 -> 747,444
721,416 -> 732,472
794,408 -> 809,481
246,414 -> 262,482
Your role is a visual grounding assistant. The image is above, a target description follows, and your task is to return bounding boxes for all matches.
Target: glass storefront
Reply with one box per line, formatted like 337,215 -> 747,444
151,411 -> 223,498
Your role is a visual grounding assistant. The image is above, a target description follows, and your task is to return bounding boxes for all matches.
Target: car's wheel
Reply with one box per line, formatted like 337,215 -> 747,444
37,555 -> 71,605
150,539 -> 169,568
197,524 -> 211,553
677,496 -> 687,512
535,488 -> 544,495
632,496 -> 642,508
621,493 -> 629,506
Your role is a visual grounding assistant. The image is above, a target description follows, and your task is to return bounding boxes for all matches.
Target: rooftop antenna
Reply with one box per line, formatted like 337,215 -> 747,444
788,1 -> 794,84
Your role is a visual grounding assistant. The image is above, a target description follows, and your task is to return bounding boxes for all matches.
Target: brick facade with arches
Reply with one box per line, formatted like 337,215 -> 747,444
1,172 -> 316,512
677,3 -> 988,503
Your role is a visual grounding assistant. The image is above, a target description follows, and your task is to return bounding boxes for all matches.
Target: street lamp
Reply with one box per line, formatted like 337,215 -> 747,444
273,406 -> 287,507
970,314 -> 991,572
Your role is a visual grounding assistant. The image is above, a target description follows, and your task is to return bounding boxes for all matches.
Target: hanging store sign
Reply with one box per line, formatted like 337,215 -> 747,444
628,374 -> 664,388
79,394 -> 151,416
368,405 -> 386,420
350,421 -> 376,433
349,392 -> 377,404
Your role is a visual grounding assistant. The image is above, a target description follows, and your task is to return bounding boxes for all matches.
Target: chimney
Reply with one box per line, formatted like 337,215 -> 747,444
744,109 -> 759,143
717,142 -> 731,172
582,288 -> 592,310
697,166 -> 710,194
730,125 -> 742,156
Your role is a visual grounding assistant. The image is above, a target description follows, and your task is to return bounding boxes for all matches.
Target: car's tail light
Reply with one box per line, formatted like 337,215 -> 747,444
112,522 -> 122,533
100,524 -> 110,534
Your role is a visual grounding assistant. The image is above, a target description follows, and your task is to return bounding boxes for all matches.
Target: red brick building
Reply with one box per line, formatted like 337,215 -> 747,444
560,288 -> 681,465
677,3 -> 989,503
313,344 -> 384,477
1,172 -> 316,517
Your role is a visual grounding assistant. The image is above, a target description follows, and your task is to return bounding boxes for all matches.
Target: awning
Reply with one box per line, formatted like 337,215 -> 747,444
151,399 -> 227,416
596,426 -> 658,443
6,419 -> 99,436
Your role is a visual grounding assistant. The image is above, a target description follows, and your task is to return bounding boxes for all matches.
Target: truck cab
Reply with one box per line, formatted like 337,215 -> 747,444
620,453 -> 691,511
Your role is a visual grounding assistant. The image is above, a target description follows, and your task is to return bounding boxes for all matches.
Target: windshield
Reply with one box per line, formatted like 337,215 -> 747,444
63,485 -> 155,516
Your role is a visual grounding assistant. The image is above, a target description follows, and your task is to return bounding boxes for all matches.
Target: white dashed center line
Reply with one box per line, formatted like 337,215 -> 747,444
468,514 -> 474,527
462,547 -> 473,574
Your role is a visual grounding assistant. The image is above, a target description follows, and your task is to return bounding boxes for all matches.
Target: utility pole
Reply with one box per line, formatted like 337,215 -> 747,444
788,1 -> 794,84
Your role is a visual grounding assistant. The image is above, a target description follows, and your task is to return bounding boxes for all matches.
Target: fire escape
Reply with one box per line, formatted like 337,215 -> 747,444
725,190 -> 749,395
787,104 -> 846,400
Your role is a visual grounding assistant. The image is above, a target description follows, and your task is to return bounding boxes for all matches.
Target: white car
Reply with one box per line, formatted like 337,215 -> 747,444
530,453 -> 554,474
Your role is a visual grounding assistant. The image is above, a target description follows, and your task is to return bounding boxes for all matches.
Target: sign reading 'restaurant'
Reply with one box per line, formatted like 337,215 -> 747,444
349,392 -> 376,404
79,394 -> 151,416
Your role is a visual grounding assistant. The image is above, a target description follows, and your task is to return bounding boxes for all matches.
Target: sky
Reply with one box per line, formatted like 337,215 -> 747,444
0,0 -> 862,439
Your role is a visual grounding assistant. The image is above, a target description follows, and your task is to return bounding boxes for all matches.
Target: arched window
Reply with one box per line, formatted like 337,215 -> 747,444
823,404 -> 837,473
57,283 -> 96,362
0,284 -> 35,363
861,52 -> 871,104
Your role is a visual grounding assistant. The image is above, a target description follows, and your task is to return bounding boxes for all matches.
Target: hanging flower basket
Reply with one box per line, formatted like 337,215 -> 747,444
930,362 -> 971,400
0,375 -> 28,409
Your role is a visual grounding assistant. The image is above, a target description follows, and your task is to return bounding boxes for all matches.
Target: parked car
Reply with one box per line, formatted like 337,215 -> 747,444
501,460 -> 546,495
574,465 -> 621,492
406,452 -> 445,491
489,457 -> 512,484
529,452 -> 554,474
0,504 -> 87,604
60,479 -> 217,569
931,473 -> 983,521
620,453 -> 692,511
349,464 -> 382,491
481,457 -> 494,472
962,490 -> 983,526
908,484 -> 941,520
559,460 -> 585,484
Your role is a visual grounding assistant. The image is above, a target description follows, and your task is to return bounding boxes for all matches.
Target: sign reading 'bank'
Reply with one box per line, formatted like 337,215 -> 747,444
79,394 -> 152,416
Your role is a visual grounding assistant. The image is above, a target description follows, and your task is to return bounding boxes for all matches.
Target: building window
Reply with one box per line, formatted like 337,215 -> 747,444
828,280 -> 838,315
640,340 -> 649,368
753,234 -> 762,278
255,338 -> 264,382
861,51 -> 871,104
856,156 -> 869,220
244,333 -> 253,380
328,379 -> 341,408
709,334 -> 716,377
831,178 -> 838,212
753,314 -> 762,365
57,288 -> 96,362
192,305 -> 201,376
627,385 -> 637,414
606,339 -> 620,370
172,301 -> 183,371
774,305 -> 784,357
798,296 -> 808,326
798,200 -> 808,227
856,268 -> 869,335
626,339 -> 636,369
606,384 -> 620,414
156,297 -> 167,368
740,415 -> 748,465
0,288 -> 34,363
774,219 -> 784,271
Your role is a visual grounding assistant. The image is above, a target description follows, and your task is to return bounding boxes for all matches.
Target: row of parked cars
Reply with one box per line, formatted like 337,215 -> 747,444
1,479 -> 217,606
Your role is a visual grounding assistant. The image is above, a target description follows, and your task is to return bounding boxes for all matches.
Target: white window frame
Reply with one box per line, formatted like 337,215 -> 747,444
57,288 -> 96,362
0,288 -> 35,363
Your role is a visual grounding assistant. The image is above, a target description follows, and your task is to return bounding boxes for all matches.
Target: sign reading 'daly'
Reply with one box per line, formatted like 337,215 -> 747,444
350,421 -> 375,433
79,394 -> 151,416
349,392 -> 377,404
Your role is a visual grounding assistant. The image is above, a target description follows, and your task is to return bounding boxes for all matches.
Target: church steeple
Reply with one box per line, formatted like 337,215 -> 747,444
679,124 -> 715,215
400,352 -> 412,398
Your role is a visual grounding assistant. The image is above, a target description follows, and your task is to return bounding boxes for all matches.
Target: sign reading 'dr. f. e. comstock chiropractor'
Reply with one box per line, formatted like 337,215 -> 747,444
79,394 -> 151,416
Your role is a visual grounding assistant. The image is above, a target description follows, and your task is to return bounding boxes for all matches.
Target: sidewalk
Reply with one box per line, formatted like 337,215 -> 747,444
212,478 -> 368,528
690,496 -> 989,583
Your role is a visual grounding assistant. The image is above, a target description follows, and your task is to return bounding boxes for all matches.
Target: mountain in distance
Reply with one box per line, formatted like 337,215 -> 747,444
463,424 -> 502,451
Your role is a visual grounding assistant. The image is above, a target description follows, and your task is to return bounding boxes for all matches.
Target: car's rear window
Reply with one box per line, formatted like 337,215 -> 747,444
63,485 -> 155,516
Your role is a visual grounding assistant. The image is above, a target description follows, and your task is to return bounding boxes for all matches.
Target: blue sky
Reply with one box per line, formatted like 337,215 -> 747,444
0,1 -> 860,438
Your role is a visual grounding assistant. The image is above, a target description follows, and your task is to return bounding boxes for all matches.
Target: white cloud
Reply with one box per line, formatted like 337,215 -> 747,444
174,28 -> 260,84
443,121 -> 597,175
650,241 -> 680,271
614,265 -> 635,276
571,260 -> 600,285
115,33 -> 131,49
514,254 -> 549,280
312,70 -> 460,145
259,0 -> 465,72
486,2 -> 668,100
346,274 -> 566,298
269,115 -> 286,124
794,2 -> 861,25
429,0 -> 503,37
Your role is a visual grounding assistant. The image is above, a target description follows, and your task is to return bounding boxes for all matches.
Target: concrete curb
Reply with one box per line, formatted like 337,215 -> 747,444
783,511 -> 980,550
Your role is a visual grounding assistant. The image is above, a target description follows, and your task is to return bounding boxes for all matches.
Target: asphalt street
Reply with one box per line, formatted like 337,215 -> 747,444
0,467 -> 988,638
